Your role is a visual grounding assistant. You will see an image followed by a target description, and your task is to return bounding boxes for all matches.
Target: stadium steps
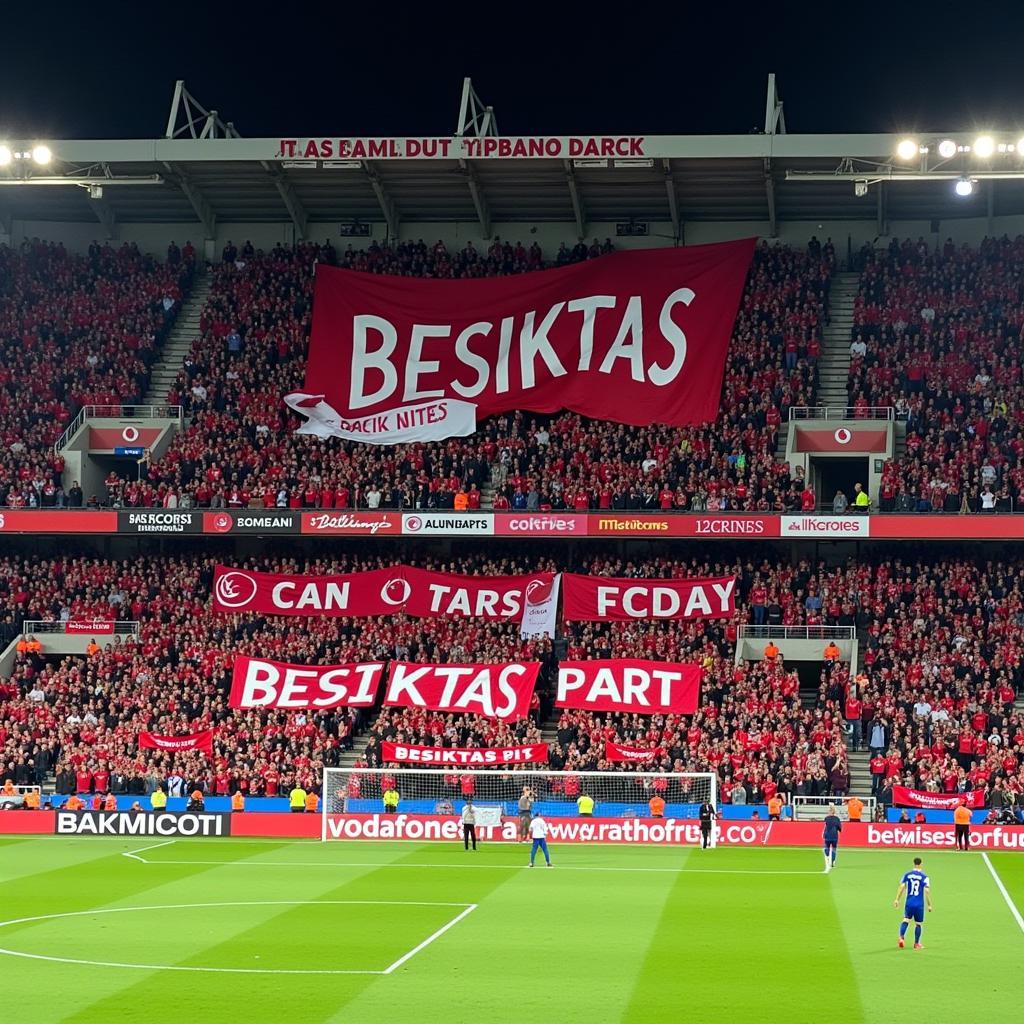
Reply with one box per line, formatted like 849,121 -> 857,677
817,272 -> 859,410
144,273 -> 212,404
846,749 -> 873,797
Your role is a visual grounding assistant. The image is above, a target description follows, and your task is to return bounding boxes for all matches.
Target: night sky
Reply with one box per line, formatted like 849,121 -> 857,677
4,2 -> 1024,139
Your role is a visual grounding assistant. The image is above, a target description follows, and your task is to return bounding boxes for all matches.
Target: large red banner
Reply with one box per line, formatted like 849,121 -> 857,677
384,661 -> 539,720
230,656 -> 385,710
213,564 -> 555,622
562,574 -> 735,621
556,659 -> 701,714
604,741 -> 666,763
380,741 -> 549,766
138,730 -> 214,755
892,786 -> 985,810
287,241 -> 754,443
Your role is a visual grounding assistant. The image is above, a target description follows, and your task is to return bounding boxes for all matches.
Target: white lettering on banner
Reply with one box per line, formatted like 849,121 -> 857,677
426,584 -> 523,618
595,580 -> 735,619
386,744 -> 547,765
305,513 -> 396,535
557,665 -> 684,708
781,515 -> 870,538
237,660 -> 381,709
54,812 -> 227,837
271,580 -> 350,611
278,137 -> 648,162
386,663 -> 529,719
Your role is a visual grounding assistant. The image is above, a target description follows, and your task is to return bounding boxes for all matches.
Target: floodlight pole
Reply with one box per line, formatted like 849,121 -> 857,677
455,78 -> 497,240
763,74 -> 786,238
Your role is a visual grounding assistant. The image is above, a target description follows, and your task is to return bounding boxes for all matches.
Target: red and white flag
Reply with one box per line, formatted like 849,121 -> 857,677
229,656 -> 385,710
380,741 -> 549,766
604,741 -> 666,763
138,730 -> 215,755
892,786 -> 985,810
561,574 -> 735,621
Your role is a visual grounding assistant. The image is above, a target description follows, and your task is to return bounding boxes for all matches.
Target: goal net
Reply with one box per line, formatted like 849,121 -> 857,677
322,768 -> 717,844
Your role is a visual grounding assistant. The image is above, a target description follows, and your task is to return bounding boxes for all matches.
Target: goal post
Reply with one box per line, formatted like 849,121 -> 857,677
321,768 -> 718,844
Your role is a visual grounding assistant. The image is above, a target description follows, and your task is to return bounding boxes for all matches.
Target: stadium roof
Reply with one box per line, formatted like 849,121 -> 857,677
3,77 -> 1023,238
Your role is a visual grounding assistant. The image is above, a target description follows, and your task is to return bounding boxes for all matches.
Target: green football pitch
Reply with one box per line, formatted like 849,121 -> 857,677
1,836 -> 1021,1024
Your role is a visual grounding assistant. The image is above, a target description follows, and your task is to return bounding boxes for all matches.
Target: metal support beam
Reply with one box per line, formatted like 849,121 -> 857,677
0,203 -> 13,237
166,80 -> 240,140
363,162 -> 399,239
460,160 -> 491,239
662,159 -> 681,242
764,73 -> 786,135
564,160 -> 586,239
260,162 -> 308,239
764,159 -> 777,236
987,181 -> 995,233
163,162 -> 216,239
455,78 -> 499,138
90,195 -> 118,240
876,182 -> 888,235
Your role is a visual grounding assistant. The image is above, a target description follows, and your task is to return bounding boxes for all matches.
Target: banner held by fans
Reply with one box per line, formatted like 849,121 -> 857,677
230,656 -> 385,709
293,240 -> 754,443
138,730 -> 215,755
556,659 -> 701,714
892,786 -> 985,810
604,741 -> 666,763
380,741 -> 549,766
562,574 -> 736,621
384,661 -> 540,720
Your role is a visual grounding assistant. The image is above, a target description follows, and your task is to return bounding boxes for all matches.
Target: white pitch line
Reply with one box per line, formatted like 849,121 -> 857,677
981,852 -> 1024,935
122,840 -> 176,863
382,904 -> 478,974
129,855 -> 821,876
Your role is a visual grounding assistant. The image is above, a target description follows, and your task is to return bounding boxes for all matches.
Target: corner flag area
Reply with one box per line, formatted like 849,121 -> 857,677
1,837 -> 1021,1024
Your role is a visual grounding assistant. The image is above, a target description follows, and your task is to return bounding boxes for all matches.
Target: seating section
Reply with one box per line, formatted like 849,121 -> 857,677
851,236 -> 1024,512
0,240 -> 193,507
1,549 -> 1019,811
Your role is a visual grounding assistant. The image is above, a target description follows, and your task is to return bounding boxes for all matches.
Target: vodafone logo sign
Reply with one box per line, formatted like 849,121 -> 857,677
405,515 -> 423,533
214,571 -> 258,609
210,513 -> 232,534
525,578 -> 553,606
121,426 -> 140,443
380,578 -> 412,606
834,428 -> 852,445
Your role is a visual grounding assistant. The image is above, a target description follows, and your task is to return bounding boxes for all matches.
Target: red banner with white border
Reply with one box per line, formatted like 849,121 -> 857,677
380,741 -> 549,766
556,659 -> 701,714
892,786 -> 985,809
604,741 -> 666,763
384,661 -> 539,721
138,730 -> 214,755
288,241 -> 754,443
230,656 -> 385,710
561,574 -> 735,621
213,564 -> 556,628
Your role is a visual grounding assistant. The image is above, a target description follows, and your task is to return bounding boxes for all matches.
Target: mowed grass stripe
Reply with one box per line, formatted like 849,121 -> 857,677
830,850 -> 1021,1024
327,842 -> 689,1024
985,851 -> 1024,936
622,846 -> 865,1024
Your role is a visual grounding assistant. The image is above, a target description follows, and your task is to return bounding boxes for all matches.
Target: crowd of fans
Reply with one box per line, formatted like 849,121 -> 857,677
97,237 -> 832,513
0,239 -> 193,508
852,235 -> 1024,513
0,546 -> 1020,815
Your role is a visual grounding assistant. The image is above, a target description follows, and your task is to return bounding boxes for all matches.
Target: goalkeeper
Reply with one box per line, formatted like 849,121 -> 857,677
461,798 -> 477,851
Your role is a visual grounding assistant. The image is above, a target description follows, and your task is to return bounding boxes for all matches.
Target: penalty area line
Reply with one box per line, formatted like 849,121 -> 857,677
122,840 -> 176,862
382,904 -> 478,974
981,852 -> 1024,935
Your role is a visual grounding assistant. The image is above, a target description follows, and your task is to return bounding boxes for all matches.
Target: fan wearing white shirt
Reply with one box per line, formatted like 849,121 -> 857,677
528,812 -> 552,867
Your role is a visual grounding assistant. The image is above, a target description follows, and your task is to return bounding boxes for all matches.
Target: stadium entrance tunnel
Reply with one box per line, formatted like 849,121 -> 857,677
812,455 -> 869,514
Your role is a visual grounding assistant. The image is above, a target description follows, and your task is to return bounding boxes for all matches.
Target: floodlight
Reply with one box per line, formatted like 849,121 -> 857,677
0,145 -> 11,167
955,176 -> 974,197
973,136 -> 994,158
31,145 -> 51,166
896,139 -> 918,161
1017,138 -> 1024,154
937,139 -> 957,159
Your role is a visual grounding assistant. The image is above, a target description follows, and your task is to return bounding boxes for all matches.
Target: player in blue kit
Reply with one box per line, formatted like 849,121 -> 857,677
893,856 -> 933,949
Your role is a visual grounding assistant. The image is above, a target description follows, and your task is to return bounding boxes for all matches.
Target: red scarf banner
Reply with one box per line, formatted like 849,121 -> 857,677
213,565 -> 557,628
892,786 -> 985,810
230,656 -> 385,710
384,661 -> 540,721
556,659 -> 701,714
138,730 -> 214,755
604,741 -> 666,763
380,741 -> 549,766
286,241 -> 755,443
561,574 -> 736,621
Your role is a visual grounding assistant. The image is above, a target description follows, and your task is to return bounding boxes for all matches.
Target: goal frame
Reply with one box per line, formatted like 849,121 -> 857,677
321,768 -> 718,844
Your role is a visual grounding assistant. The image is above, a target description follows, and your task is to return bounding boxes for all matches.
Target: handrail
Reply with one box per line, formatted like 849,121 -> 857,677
22,620 -> 140,636
788,406 -> 895,421
54,405 -> 183,454
737,625 -> 855,641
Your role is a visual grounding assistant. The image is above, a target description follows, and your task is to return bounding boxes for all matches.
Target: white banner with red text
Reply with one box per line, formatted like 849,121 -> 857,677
384,661 -> 539,721
64,620 -> 115,635
556,659 -> 701,714
138,730 -> 215,755
289,241 -> 754,443
380,741 -> 549,766
230,657 -> 385,710
561,574 -> 735,621
892,786 -> 985,809
213,564 -> 558,636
